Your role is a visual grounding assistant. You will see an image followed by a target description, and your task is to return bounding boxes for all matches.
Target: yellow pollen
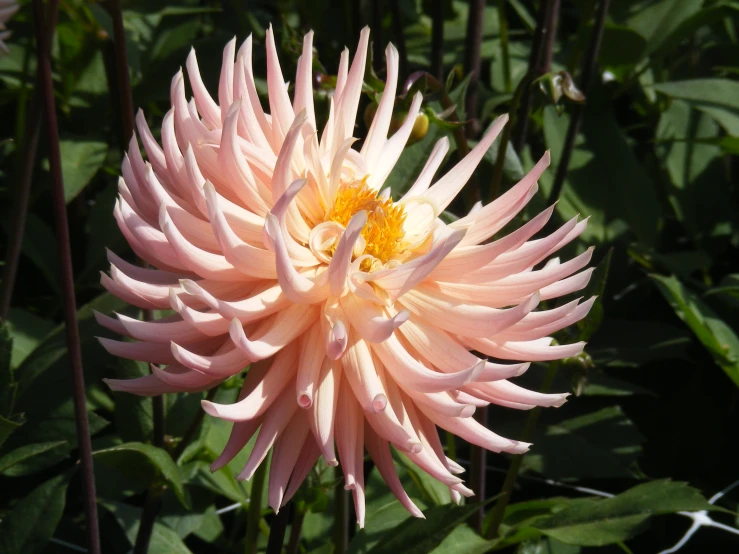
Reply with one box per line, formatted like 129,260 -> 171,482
327,178 -> 406,268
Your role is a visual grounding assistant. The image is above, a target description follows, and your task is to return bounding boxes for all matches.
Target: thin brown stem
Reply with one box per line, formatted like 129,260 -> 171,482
464,0 -> 484,138
133,486 -> 164,554
286,505 -> 306,554
32,1 -> 101,552
430,0 -> 444,80
173,388 -> 218,460
548,0 -> 611,205
511,0 -> 561,153
0,2 -> 60,320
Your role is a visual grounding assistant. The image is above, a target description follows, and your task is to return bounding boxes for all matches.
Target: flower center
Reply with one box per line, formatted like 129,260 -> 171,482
327,178 -> 407,268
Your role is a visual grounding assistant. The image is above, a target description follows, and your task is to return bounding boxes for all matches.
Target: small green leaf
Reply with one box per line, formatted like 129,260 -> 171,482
534,480 -> 715,546
0,473 -> 70,554
0,414 -> 24,451
58,139 -> 108,204
651,274 -> 739,387
367,501 -> 490,554
0,440 -> 68,476
94,442 -> 187,506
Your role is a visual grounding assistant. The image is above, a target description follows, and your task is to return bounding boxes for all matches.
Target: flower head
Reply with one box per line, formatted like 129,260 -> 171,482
98,27 -> 593,526
0,0 -> 19,56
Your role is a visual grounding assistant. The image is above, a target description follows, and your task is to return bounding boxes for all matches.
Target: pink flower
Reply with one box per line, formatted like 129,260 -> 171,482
0,0 -> 19,56
98,27 -> 593,526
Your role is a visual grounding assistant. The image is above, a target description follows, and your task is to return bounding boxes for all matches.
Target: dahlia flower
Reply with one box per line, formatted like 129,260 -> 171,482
97,27 -> 594,525
0,0 -> 19,56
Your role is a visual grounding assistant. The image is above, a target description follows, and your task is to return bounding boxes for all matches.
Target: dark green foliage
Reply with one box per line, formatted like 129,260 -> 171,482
0,0 -> 738,553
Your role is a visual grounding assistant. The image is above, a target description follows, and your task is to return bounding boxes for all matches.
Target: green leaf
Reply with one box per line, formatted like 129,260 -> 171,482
522,406 -> 644,480
0,414 -> 24,451
113,359 -> 154,442
626,0 -> 702,55
366,502 -> 489,554
101,500 -> 194,553
0,440 -> 68,476
94,442 -> 187,506
0,473 -> 70,554
15,292 -> 127,398
575,249 -> 612,342
3,309 -> 55,369
16,214 -> 60,294
430,524 -> 494,554
58,139 -> 108,204
0,322 -> 13,416
653,79 -> 739,135
385,123 -> 442,198
651,274 -> 739,387
653,79 -> 739,112
534,480 -> 714,546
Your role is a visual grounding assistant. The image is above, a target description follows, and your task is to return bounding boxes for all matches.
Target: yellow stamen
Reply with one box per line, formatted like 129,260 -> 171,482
327,178 -> 406,268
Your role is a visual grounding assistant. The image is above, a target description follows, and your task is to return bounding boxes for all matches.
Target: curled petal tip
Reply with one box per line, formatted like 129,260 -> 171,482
459,405 -> 476,418
408,441 -> 422,454
200,399 -> 218,417
372,393 -> 387,413
297,393 -> 313,409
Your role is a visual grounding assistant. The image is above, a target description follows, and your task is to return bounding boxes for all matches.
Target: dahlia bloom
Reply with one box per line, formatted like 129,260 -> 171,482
0,0 -> 19,56
97,27 -> 594,525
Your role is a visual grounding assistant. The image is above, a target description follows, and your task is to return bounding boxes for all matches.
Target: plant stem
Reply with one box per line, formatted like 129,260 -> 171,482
548,0 -> 611,205
430,0 -> 444,80
486,364 -> 559,539
463,0 -> 484,138
497,0 -> 512,93
107,0 -> 135,145
245,461 -> 268,554
267,503 -> 290,554
490,74 -> 531,198
173,388 -> 217,460
389,0 -> 408,82
133,486 -> 164,554
32,1 -> 101,553
0,2 -> 59,321
511,0 -> 560,153
286,504 -> 306,554
334,467 -> 349,554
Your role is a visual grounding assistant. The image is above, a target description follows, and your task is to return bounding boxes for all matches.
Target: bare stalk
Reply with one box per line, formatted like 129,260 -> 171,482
32,1 -> 101,552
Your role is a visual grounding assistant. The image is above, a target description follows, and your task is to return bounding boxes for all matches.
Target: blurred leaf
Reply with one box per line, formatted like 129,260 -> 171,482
0,473 -> 70,554
523,406 -> 644,480
0,440 -> 68,476
112,359 -> 154,442
581,370 -> 653,397
534,480 -> 715,546
653,78 -> 739,111
589,24 -> 646,67
94,442 -> 187,506
16,213 -> 60,293
58,139 -> 108,204
0,414 -> 23,451
101,499 -> 194,553
651,274 -> 739,386
4,309 -> 55,369
627,0 -> 702,55
430,524 -> 493,554
576,249 -> 612,342
367,501 -> 489,554
517,537 -> 581,554
482,129 -> 525,183
653,79 -> 739,135
15,292 -> 127,398
0,322 -> 13,416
